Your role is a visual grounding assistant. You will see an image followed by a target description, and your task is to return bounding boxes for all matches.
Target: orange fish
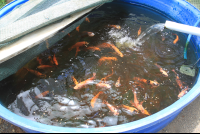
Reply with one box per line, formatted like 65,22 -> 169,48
130,88 -> 150,116
121,104 -> 138,113
73,72 -> 96,90
68,41 -> 89,51
85,17 -> 90,23
115,77 -> 121,87
91,91 -> 104,108
133,81 -> 146,89
109,44 -> 124,57
107,25 -> 121,30
96,42 -> 112,49
172,69 -> 184,89
84,46 -> 101,52
35,91 -> 49,99
103,100 -> 119,116
80,31 -> 95,37
23,68 -> 46,78
37,57 -> 42,65
138,26 -> 141,36
133,77 -> 159,88
76,25 -> 80,32
98,56 -> 118,66
37,65 -> 53,69
48,56 -> 54,65
178,86 -> 189,98
101,69 -> 113,82
173,33 -> 179,44
75,47 -> 81,57
68,33 -> 71,37
155,63 -> 168,77
96,82 -> 111,89
53,54 -> 58,65
72,76 -> 79,85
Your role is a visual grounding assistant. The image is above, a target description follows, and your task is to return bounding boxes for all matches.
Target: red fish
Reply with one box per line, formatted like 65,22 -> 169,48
84,46 -> 101,52
85,17 -> 90,23
155,63 -> 168,77
53,54 -> 58,65
76,25 -> 80,32
75,47 -> 81,57
23,68 -> 46,78
37,65 -> 53,69
91,91 -> 104,108
48,56 -> 54,65
130,88 -> 150,116
98,56 -> 118,66
35,91 -> 49,99
103,100 -> 119,116
37,57 -> 42,65
96,42 -> 112,49
73,72 -> 96,90
68,41 -> 89,51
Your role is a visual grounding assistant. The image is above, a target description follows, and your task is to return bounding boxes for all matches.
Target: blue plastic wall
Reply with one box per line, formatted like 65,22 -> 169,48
0,0 -> 200,133
0,0 -> 29,18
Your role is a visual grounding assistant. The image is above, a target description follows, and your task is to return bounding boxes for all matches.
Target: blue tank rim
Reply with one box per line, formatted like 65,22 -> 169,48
0,0 -> 29,18
0,0 -> 200,133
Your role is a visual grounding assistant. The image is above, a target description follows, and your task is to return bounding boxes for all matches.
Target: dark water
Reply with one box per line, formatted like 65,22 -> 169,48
0,2 -> 197,128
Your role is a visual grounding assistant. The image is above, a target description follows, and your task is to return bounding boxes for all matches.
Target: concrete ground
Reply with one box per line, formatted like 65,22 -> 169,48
158,95 -> 200,133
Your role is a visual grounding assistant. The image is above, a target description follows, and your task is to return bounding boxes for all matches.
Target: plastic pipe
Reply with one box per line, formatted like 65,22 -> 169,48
184,19 -> 200,60
165,20 -> 200,36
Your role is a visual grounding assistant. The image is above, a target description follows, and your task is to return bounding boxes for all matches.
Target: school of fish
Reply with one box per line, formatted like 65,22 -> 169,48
20,17 -> 191,126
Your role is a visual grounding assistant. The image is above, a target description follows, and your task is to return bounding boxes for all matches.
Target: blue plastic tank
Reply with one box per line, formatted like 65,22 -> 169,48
0,0 -> 200,133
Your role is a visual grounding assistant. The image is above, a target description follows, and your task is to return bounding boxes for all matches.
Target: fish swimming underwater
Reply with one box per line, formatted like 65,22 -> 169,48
103,100 -> 120,116
133,77 -> 160,88
35,91 -> 49,99
98,56 -> 118,66
138,26 -> 141,36
73,72 -> 96,90
115,77 -> 121,87
68,41 -> 89,51
172,33 -> 179,44
91,91 -> 104,108
37,65 -> 53,69
155,63 -> 168,77
130,87 -> 150,116
53,54 -> 58,65
107,25 -> 121,30
23,68 -> 46,78
178,86 -> 189,98
172,69 -> 184,89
